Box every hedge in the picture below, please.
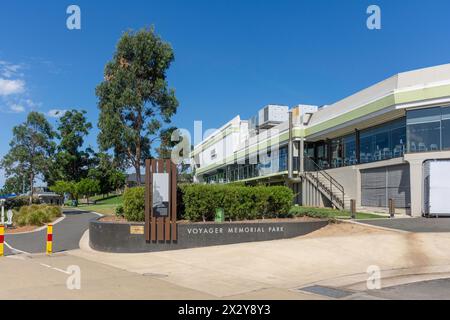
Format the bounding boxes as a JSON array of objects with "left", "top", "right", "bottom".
[
  {"left": 5, "top": 196, "right": 40, "bottom": 210},
  {"left": 181, "top": 184, "right": 293, "bottom": 222},
  {"left": 123, "top": 187, "right": 145, "bottom": 222},
  {"left": 15, "top": 205, "right": 62, "bottom": 227}
]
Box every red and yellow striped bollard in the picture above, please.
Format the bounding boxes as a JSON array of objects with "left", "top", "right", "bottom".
[
  {"left": 0, "top": 224, "right": 4, "bottom": 257},
  {"left": 46, "top": 224, "right": 53, "bottom": 255}
]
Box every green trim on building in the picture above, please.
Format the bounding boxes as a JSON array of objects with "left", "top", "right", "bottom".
[
  {"left": 394, "top": 83, "right": 450, "bottom": 104},
  {"left": 194, "top": 84, "right": 450, "bottom": 178},
  {"left": 192, "top": 126, "right": 241, "bottom": 156},
  {"left": 227, "top": 171, "right": 288, "bottom": 184},
  {"left": 305, "top": 95, "right": 396, "bottom": 136}
]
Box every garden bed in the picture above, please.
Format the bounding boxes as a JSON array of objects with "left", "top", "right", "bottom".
[
  {"left": 4, "top": 204, "right": 63, "bottom": 234},
  {"left": 99, "top": 215, "right": 324, "bottom": 224},
  {"left": 89, "top": 217, "right": 329, "bottom": 253}
]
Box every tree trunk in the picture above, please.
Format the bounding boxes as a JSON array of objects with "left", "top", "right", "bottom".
[
  {"left": 135, "top": 146, "right": 142, "bottom": 186},
  {"left": 135, "top": 163, "right": 141, "bottom": 187},
  {"left": 29, "top": 172, "right": 34, "bottom": 205}
]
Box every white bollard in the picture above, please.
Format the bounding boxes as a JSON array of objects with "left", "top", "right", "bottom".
[{"left": 0, "top": 200, "right": 4, "bottom": 225}]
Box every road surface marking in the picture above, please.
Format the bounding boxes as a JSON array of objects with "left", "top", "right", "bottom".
[
  {"left": 40, "top": 263, "right": 71, "bottom": 275},
  {"left": 4, "top": 241, "right": 31, "bottom": 255}
]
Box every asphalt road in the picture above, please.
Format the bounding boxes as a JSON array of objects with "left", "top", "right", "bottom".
[
  {"left": 359, "top": 217, "right": 450, "bottom": 233},
  {"left": 365, "top": 278, "right": 450, "bottom": 300},
  {"left": 4, "top": 210, "right": 99, "bottom": 256}
]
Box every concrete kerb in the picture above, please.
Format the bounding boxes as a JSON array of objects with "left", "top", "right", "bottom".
[
  {"left": 4, "top": 214, "right": 66, "bottom": 235},
  {"left": 339, "top": 218, "right": 412, "bottom": 234},
  {"left": 297, "top": 264, "right": 450, "bottom": 294}
]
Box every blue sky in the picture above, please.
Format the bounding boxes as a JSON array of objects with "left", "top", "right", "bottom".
[{"left": 1, "top": 0, "right": 450, "bottom": 187}]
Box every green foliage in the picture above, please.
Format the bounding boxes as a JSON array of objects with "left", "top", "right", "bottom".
[
  {"left": 1, "top": 175, "right": 30, "bottom": 195},
  {"left": 15, "top": 205, "right": 62, "bottom": 227},
  {"left": 76, "top": 178, "right": 100, "bottom": 201},
  {"left": 88, "top": 153, "right": 126, "bottom": 195},
  {"left": 181, "top": 184, "right": 294, "bottom": 222},
  {"left": 155, "top": 126, "right": 178, "bottom": 159},
  {"left": 1, "top": 112, "right": 56, "bottom": 204},
  {"left": 50, "top": 180, "right": 78, "bottom": 200},
  {"left": 4, "top": 196, "right": 38, "bottom": 210},
  {"left": 115, "top": 205, "right": 124, "bottom": 217},
  {"left": 123, "top": 187, "right": 145, "bottom": 222},
  {"left": 288, "top": 206, "right": 383, "bottom": 220},
  {"left": 96, "top": 27, "right": 179, "bottom": 185},
  {"left": 47, "top": 110, "right": 93, "bottom": 185}
]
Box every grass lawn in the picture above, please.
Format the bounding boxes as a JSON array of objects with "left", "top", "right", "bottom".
[
  {"left": 289, "top": 206, "right": 384, "bottom": 220},
  {"left": 77, "top": 194, "right": 123, "bottom": 215}
]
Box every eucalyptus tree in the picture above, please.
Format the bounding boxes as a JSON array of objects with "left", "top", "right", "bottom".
[
  {"left": 96, "top": 27, "right": 179, "bottom": 185},
  {"left": 47, "top": 109, "right": 93, "bottom": 185},
  {"left": 1, "top": 112, "right": 56, "bottom": 203}
]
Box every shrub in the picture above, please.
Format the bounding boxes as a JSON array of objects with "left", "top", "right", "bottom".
[
  {"left": 123, "top": 187, "right": 145, "bottom": 222},
  {"left": 289, "top": 206, "right": 345, "bottom": 220},
  {"left": 14, "top": 204, "right": 62, "bottom": 227},
  {"left": 181, "top": 184, "right": 294, "bottom": 222},
  {"left": 4, "top": 196, "right": 40, "bottom": 210},
  {"left": 115, "top": 205, "right": 124, "bottom": 217}
]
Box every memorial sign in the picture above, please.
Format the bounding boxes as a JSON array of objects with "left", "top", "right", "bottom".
[{"left": 145, "top": 159, "right": 177, "bottom": 242}]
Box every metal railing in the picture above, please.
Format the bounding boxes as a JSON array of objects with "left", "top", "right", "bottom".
[{"left": 304, "top": 155, "right": 346, "bottom": 210}]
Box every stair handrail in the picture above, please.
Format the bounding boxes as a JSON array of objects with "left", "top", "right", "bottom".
[{"left": 304, "top": 155, "right": 345, "bottom": 208}]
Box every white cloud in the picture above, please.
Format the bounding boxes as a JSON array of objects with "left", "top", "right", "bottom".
[
  {"left": 0, "top": 78, "right": 25, "bottom": 96},
  {"left": 9, "top": 104, "right": 25, "bottom": 113},
  {"left": 47, "top": 109, "right": 67, "bottom": 118}
]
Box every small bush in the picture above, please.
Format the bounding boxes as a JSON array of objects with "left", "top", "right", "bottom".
[
  {"left": 14, "top": 204, "right": 62, "bottom": 227},
  {"left": 4, "top": 196, "right": 40, "bottom": 210},
  {"left": 181, "top": 184, "right": 294, "bottom": 222},
  {"left": 123, "top": 187, "right": 145, "bottom": 222},
  {"left": 289, "top": 206, "right": 345, "bottom": 219},
  {"left": 115, "top": 205, "right": 124, "bottom": 217}
]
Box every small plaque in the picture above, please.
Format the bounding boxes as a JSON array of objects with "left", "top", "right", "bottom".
[{"left": 130, "top": 225, "right": 144, "bottom": 235}]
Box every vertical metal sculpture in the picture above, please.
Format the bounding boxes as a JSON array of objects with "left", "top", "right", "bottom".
[{"left": 145, "top": 159, "right": 177, "bottom": 242}]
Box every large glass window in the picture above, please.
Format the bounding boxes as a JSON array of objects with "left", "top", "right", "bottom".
[
  {"left": 359, "top": 118, "right": 406, "bottom": 163},
  {"left": 407, "top": 107, "right": 441, "bottom": 153},
  {"left": 343, "top": 134, "right": 357, "bottom": 166},
  {"left": 303, "top": 118, "right": 407, "bottom": 172},
  {"left": 331, "top": 138, "right": 343, "bottom": 168},
  {"left": 279, "top": 146, "right": 288, "bottom": 172},
  {"left": 317, "top": 142, "right": 329, "bottom": 169},
  {"left": 442, "top": 107, "right": 450, "bottom": 150}
]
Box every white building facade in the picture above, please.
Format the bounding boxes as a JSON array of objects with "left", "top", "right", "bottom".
[{"left": 191, "top": 64, "right": 450, "bottom": 217}]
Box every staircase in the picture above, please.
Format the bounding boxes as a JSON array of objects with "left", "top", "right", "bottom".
[{"left": 302, "top": 156, "right": 351, "bottom": 211}]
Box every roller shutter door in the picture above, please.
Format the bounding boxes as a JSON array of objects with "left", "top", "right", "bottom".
[{"left": 361, "top": 164, "right": 410, "bottom": 208}]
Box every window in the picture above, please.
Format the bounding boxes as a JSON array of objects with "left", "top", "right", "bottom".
[
  {"left": 304, "top": 118, "right": 406, "bottom": 170},
  {"left": 360, "top": 118, "right": 406, "bottom": 163},
  {"left": 442, "top": 107, "right": 450, "bottom": 150},
  {"left": 331, "top": 138, "right": 343, "bottom": 168},
  {"left": 279, "top": 146, "right": 288, "bottom": 172},
  {"left": 317, "top": 143, "right": 329, "bottom": 169},
  {"left": 407, "top": 107, "right": 441, "bottom": 153},
  {"left": 343, "top": 134, "right": 356, "bottom": 166}
]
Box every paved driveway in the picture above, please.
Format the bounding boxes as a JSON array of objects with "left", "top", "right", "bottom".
[
  {"left": 358, "top": 217, "right": 450, "bottom": 233},
  {"left": 4, "top": 210, "right": 98, "bottom": 255}
]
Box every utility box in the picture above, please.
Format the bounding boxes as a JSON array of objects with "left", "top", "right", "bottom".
[
  {"left": 423, "top": 160, "right": 450, "bottom": 217},
  {"left": 215, "top": 208, "right": 225, "bottom": 222}
]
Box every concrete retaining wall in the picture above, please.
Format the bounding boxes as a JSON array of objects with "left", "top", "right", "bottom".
[{"left": 89, "top": 219, "right": 328, "bottom": 253}]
